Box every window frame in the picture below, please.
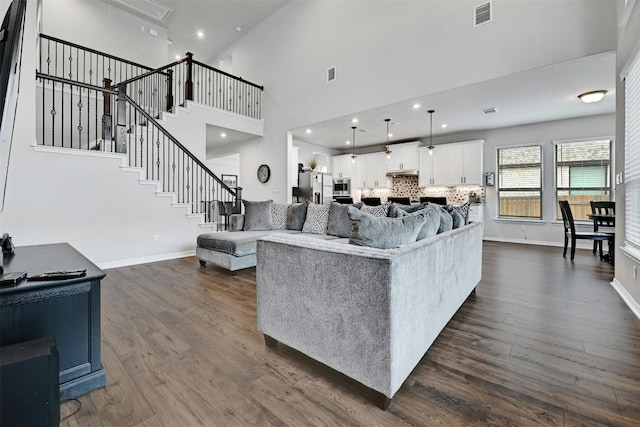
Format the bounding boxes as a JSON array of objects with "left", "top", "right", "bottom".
[
  {"left": 496, "top": 144, "right": 544, "bottom": 220},
  {"left": 553, "top": 137, "right": 613, "bottom": 222}
]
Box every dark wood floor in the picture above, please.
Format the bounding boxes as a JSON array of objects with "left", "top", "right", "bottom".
[{"left": 60, "top": 242, "right": 640, "bottom": 426}]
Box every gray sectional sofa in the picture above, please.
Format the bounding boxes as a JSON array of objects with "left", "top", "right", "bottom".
[
  {"left": 256, "top": 221, "right": 483, "bottom": 409},
  {"left": 197, "top": 199, "right": 483, "bottom": 409}
]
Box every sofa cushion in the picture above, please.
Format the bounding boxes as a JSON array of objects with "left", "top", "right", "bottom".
[
  {"left": 302, "top": 203, "right": 331, "bottom": 234},
  {"left": 243, "top": 200, "right": 273, "bottom": 231},
  {"left": 361, "top": 203, "right": 390, "bottom": 217},
  {"left": 327, "top": 202, "right": 353, "bottom": 238},
  {"left": 272, "top": 203, "right": 289, "bottom": 230},
  {"left": 450, "top": 202, "right": 471, "bottom": 225},
  {"left": 437, "top": 206, "right": 453, "bottom": 234},
  {"left": 286, "top": 201, "right": 309, "bottom": 231},
  {"left": 394, "top": 205, "right": 440, "bottom": 240},
  {"left": 198, "top": 230, "right": 298, "bottom": 256},
  {"left": 347, "top": 206, "right": 426, "bottom": 249}
]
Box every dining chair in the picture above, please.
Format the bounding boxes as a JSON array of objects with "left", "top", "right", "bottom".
[
  {"left": 420, "top": 196, "right": 447, "bottom": 205},
  {"left": 590, "top": 201, "right": 615, "bottom": 256},
  {"left": 387, "top": 196, "right": 411, "bottom": 205},
  {"left": 559, "top": 200, "right": 614, "bottom": 262},
  {"left": 361, "top": 197, "right": 382, "bottom": 206}
]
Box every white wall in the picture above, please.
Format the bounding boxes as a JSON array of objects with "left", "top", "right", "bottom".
[
  {"left": 215, "top": 0, "right": 617, "bottom": 210},
  {"left": 40, "top": 0, "right": 168, "bottom": 67},
  {"left": 293, "top": 139, "right": 340, "bottom": 173},
  {"left": 206, "top": 153, "right": 240, "bottom": 185},
  {"left": 431, "top": 113, "right": 616, "bottom": 246}
]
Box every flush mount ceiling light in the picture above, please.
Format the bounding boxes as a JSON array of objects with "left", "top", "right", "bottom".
[
  {"left": 427, "top": 109, "right": 435, "bottom": 156},
  {"left": 351, "top": 126, "right": 357, "bottom": 163},
  {"left": 384, "top": 118, "right": 392, "bottom": 160},
  {"left": 578, "top": 90, "right": 607, "bottom": 103}
]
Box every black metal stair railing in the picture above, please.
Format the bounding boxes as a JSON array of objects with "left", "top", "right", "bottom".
[{"left": 36, "top": 73, "right": 240, "bottom": 218}]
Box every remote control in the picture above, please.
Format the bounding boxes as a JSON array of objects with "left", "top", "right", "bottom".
[{"left": 27, "top": 269, "right": 87, "bottom": 281}]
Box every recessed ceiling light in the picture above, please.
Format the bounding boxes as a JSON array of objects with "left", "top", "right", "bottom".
[
  {"left": 346, "top": 140, "right": 351, "bottom": 145},
  {"left": 197, "top": 30, "right": 204, "bottom": 39},
  {"left": 236, "top": 26, "right": 242, "bottom": 32},
  {"left": 388, "top": 133, "right": 393, "bottom": 137},
  {"left": 578, "top": 90, "right": 607, "bottom": 103},
  {"left": 351, "top": 118, "right": 358, "bottom": 123},
  {"left": 175, "top": 54, "right": 181, "bottom": 60},
  {"left": 220, "top": 132, "right": 227, "bottom": 138},
  {"left": 441, "top": 124, "right": 448, "bottom": 128},
  {"left": 306, "top": 129, "right": 312, "bottom": 134},
  {"left": 412, "top": 103, "right": 421, "bottom": 109}
]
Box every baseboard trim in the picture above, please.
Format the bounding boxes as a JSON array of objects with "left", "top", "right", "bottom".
[
  {"left": 98, "top": 250, "right": 195, "bottom": 270},
  {"left": 482, "top": 236, "right": 562, "bottom": 248},
  {"left": 611, "top": 278, "right": 640, "bottom": 320}
]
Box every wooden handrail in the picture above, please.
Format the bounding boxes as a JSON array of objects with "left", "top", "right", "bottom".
[{"left": 192, "top": 59, "right": 264, "bottom": 90}]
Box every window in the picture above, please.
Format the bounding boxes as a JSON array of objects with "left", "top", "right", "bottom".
[
  {"left": 625, "top": 48, "right": 640, "bottom": 250},
  {"left": 497, "top": 145, "right": 542, "bottom": 219},
  {"left": 555, "top": 139, "right": 612, "bottom": 221}
]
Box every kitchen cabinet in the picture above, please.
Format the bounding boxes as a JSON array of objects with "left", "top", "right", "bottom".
[
  {"left": 332, "top": 154, "right": 355, "bottom": 179},
  {"left": 356, "top": 152, "right": 391, "bottom": 188},
  {"left": 419, "top": 140, "right": 484, "bottom": 186},
  {"left": 469, "top": 205, "right": 484, "bottom": 223},
  {"left": 386, "top": 142, "right": 419, "bottom": 172}
]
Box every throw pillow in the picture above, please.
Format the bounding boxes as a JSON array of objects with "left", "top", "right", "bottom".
[
  {"left": 457, "top": 202, "right": 471, "bottom": 224},
  {"left": 388, "top": 202, "right": 428, "bottom": 218},
  {"left": 361, "top": 203, "right": 390, "bottom": 217},
  {"left": 271, "top": 203, "right": 289, "bottom": 230},
  {"left": 394, "top": 204, "right": 440, "bottom": 240},
  {"left": 438, "top": 207, "right": 453, "bottom": 234},
  {"left": 243, "top": 200, "right": 273, "bottom": 231},
  {"left": 286, "top": 201, "right": 309, "bottom": 231},
  {"left": 327, "top": 202, "right": 353, "bottom": 238},
  {"left": 448, "top": 208, "right": 464, "bottom": 229},
  {"left": 444, "top": 203, "right": 470, "bottom": 227},
  {"left": 302, "top": 203, "right": 331, "bottom": 234},
  {"left": 347, "top": 206, "right": 426, "bottom": 249}
]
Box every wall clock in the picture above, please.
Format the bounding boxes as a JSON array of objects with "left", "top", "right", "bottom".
[{"left": 257, "top": 164, "right": 271, "bottom": 183}]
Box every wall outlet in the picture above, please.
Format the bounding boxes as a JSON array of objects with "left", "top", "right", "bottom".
[
  {"left": 521, "top": 225, "right": 526, "bottom": 231},
  {"left": 272, "top": 187, "right": 279, "bottom": 193},
  {"left": 153, "top": 234, "right": 159, "bottom": 243}
]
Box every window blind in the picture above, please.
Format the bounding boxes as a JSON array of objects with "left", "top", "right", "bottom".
[
  {"left": 497, "top": 145, "right": 542, "bottom": 219},
  {"left": 626, "top": 52, "right": 640, "bottom": 248}
]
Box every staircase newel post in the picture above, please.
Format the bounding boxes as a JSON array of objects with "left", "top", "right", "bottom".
[
  {"left": 166, "top": 69, "right": 174, "bottom": 112},
  {"left": 102, "top": 78, "right": 113, "bottom": 151},
  {"left": 185, "top": 52, "right": 193, "bottom": 102},
  {"left": 116, "top": 85, "right": 128, "bottom": 154},
  {"left": 234, "top": 187, "right": 243, "bottom": 214}
]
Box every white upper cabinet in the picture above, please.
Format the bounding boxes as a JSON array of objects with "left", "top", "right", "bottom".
[
  {"left": 386, "top": 142, "right": 420, "bottom": 172},
  {"left": 332, "top": 154, "right": 355, "bottom": 179},
  {"left": 419, "top": 140, "right": 484, "bottom": 186},
  {"left": 356, "top": 152, "right": 391, "bottom": 188}
]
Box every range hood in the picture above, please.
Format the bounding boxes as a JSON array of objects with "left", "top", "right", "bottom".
[{"left": 386, "top": 169, "right": 419, "bottom": 177}]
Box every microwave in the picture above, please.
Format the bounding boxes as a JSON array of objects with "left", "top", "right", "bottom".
[{"left": 333, "top": 178, "right": 351, "bottom": 196}]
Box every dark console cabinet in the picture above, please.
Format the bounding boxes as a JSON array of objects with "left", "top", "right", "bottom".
[{"left": 0, "top": 243, "right": 106, "bottom": 400}]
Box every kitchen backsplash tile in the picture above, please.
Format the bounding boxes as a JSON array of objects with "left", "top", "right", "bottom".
[{"left": 358, "top": 175, "right": 485, "bottom": 205}]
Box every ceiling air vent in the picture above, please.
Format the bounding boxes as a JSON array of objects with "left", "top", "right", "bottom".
[
  {"left": 327, "top": 67, "right": 336, "bottom": 82},
  {"left": 357, "top": 128, "right": 369, "bottom": 133},
  {"left": 482, "top": 107, "right": 498, "bottom": 115},
  {"left": 474, "top": 1, "right": 492, "bottom": 27}
]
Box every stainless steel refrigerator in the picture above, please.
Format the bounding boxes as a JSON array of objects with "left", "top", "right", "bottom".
[{"left": 297, "top": 172, "right": 333, "bottom": 204}]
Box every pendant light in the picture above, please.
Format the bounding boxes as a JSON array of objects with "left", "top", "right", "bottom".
[
  {"left": 427, "top": 109, "right": 435, "bottom": 156},
  {"left": 351, "top": 126, "right": 357, "bottom": 163},
  {"left": 384, "top": 118, "right": 392, "bottom": 160}
]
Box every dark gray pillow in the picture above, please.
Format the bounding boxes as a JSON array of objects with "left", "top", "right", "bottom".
[
  {"left": 327, "top": 203, "right": 353, "bottom": 237},
  {"left": 438, "top": 207, "right": 453, "bottom": 234},
  {"left": 448, "top": 208, "right": 464, "bottom": 229},
  {"left": 347, "top": 206, "right": 426, "bottom": 249},
  {"left": 388, "top": 202, "right": 428, "bottom": 217},
  {"left": 394, "top": 205, "right": 440, "bottom": 240},
  {"left": 286, "top": 201, "right": 309, "bottom": 231},
  {"left": 243, "top": 200, "right": 273, "bottom": 231}
]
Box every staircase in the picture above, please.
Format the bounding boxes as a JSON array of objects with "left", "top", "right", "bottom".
[{"left": 35, "top": 34, "right": 262, "bottom": 230}]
